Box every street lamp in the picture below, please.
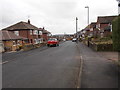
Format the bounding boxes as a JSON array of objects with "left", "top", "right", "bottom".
[
  {"left": 76, "top": 17, "right": 78, "bottom": 43},
  {"left": 85, "top": 6, "right": 90, "bottom": 47},
  {"left": 85, "top": 6, "right": 89, "bottom": 28}
]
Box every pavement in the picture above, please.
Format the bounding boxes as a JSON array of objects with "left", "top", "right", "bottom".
[{"left": 77, "top": 42, "right": 119, "bottom": 88}]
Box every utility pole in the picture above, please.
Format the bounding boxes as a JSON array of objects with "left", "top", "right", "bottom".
[{"left": 76, "top": 17, "right": 78, "bottom": 43}]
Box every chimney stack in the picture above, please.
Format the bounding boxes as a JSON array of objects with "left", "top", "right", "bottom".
[
  {"left": 28, "top": 19, "right": 30, "bottom": 24},
  {"left": 43, "top": 27, "right": 45, "bottom": 30}
]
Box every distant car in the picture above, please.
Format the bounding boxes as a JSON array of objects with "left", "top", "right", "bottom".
[
  {"left": 47, "top": 38, "right": 59, "bottom": 47},
  {"left": 72, "top": 38, "right": 77, "bottom": 42},
  {"left": 63, "top": 39, "right": 66, "bottom": 42}
]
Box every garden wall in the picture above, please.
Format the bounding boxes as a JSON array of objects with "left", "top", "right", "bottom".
[{"left": 89, "top": 41, "right": 113, "bottom": 51}]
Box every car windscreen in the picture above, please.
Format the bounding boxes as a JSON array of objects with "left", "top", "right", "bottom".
[{"left": 48, "top": 38, "right": 57, "bottom": 41}]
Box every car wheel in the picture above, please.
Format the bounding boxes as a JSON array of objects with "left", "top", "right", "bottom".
[{"left": 47, "top": 44, "right": 50, "bottom": 47}]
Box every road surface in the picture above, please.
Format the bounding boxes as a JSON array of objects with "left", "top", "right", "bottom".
[{"left": 2, "top": 41, "right": 81, "bottom": 88}]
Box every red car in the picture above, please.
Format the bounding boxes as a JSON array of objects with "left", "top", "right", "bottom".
[{"left": 47, "top": 38, "right": 59, "bottom": 47}]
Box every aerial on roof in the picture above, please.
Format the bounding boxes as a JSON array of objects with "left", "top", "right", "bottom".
[
  {"left": 2, "top": 21, "right": 40, "bottom": 31},
  {"left": 97, "top": 16, "right": 118, "bottom": 24},
  {"left": 0, "top": 31, "right": 27, "bottom": 41}
]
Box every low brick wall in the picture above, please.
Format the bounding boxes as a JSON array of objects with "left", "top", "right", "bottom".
[
  {"left": 23, "top": 44, "right": 34, "bottom": 51},
  {"left": 89, "top": 41, "right": 113, "bottom": 51},
  {"left": 23, "top": 43, "right": 46, "bottom": 51}
]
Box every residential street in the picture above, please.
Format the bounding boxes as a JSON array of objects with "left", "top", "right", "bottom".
[{"left": 2, "top": 41, "right": 81, "bottom": 88}]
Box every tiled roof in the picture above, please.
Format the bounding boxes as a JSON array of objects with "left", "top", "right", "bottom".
[
  {"left": 2, "top": 21, "right": 40, "bottom": 31},
  {"left": 90, "top": 22, "right": 97, "bottom": 28},
  {"left": 39, "top": 28, "right": 51, "bottom": 34},
  {"left": 0, "top": 31, "right": 27, "bottom": 41},
  {"left": 97, "top": 16, "right": 117, "bottom": 24}
]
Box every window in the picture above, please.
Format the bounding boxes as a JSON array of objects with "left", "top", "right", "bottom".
[
  {"left": 96, "top": 24, "right": 100, "bottom": 29},
  {"left": 34, "top": 39, "right": 39, "bottom": 44},
  {"left": 38, "top": 38, "right": 43, "bottom": 43},
  {"left": 30, "top": 30, "right": 33, "bottom": 35},
  {"left": 90, "top": 28, "right": 93, "bottom": 31},
  {"left": 39, "top": 31, "right": 42, "bottom": 35},
  {"left": 14, "top": 31, "right": 19, "bottom": 36},
  {"left": 17, "top": 40, "right": 20, "bottom": 45},
  {"left": 47, "top": 33, "right": 52, "bottom": 36},
  {"left": 110, "top": 24, "right": 112, "bottom": 32},
  {"left": 33, "top": 30, "right": 38, "bottom": 35},
  {"left": 13, "top": 41, "right": 16, "bottom": 46}
]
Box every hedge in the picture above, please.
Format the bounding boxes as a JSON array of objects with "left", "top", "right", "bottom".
[{"left": 112, "top": 15, "right": 120, "bottom": 51}]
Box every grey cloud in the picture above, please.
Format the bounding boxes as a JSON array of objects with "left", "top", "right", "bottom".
[{"left": 0, "top": 0, "right": 118, "bottom": 34}]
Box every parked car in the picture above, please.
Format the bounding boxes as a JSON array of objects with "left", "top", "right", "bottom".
[
  {"left": 72, "top": 38, "right": 77, "bottom": 42},
  {"left": 47, "top": 38, "right": 59, "bottom": 47}
]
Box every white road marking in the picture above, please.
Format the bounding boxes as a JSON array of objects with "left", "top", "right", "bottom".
[{"left": 0, "top": 61, "right": 9, "bottom": 64}]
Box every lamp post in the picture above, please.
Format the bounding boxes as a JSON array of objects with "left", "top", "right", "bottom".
[
  {"left": 85, "top": 6, "right": 90, "bottom": 47},
  {"left": 76, "top": 17, "right": 78, "bottom": 43},
  {"left": 85, "top": 6, "right": 89, "bottom": 27}
]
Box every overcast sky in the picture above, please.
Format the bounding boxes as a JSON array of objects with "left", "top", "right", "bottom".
[{"left": 0, "top": 0, "right": 119, "bottom": 34}]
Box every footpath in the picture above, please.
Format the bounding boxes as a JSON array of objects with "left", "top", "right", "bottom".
[{"left": 77, "top": 42, "right": 119, "bottom": 88}]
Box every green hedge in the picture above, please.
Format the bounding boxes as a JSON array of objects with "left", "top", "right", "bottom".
[{"left": 112, "top": 16, "right": 120, "bottom": 51}]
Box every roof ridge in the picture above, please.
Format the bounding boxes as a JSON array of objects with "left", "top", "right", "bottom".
[
  {"left": 98, "top": 15, "right": 118, "bottom": 18},
  {"left": 21, "top": 22, "right": 30, "bottom": 29}
]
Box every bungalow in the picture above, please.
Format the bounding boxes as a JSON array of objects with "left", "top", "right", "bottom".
[
  {"left": 0, "top": 30, "right": 27, "bottom": 52},
  {"left": 96, "top": 16, "right": 117, "bottom": 37},
  {"left": 2, "top": 20, "right": 43, "bottom": 45}
]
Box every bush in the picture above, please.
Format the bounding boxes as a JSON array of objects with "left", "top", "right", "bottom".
[{"left": 112, "top": 16, "right": 120, "bottom": 51}]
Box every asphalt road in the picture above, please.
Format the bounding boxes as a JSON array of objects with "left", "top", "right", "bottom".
[{"left": 2, "top": 41, "right": 81, "bottom": 88}]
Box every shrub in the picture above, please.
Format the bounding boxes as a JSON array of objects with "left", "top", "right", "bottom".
[{"left": 112, "top": 16, "right": 120, "bottom": 51}]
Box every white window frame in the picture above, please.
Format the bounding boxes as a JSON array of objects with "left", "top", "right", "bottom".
[
  {"left": 33, "top": 30, "right": 38, "bottom": 35},
  {"left": 39, "top": 31, "right": 42, "bottom": 35},
  {"left": 34, "top": 39, "right": 39, "bottom": 44},
  {"left": 14, "top": 31, "right": 19, "bottom": 36},
  {"left": 13, "top": 41, "right": 16, "bottom": 46},
  {"left": 30, "top": 30, "right": 33, "bottom": 35}
]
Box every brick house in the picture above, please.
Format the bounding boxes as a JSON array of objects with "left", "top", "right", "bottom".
[
  {"left": 2, "top": 20, "right": 43, "bottom": 45},
  {"left": 0, "top": 30, "right": 27, "bottom": 51},
  {"left": 39, "top": 27, "right": 52, "bottom": 42},
  {"left": 89, "top": 22, "right": 100, "bottom": 38},
  {"left": 96, "top": 16, "right": 117, "bottom": 37}
]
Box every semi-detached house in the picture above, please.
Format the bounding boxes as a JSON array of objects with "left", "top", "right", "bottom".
[
  {"left": 96, "top": 16, "right": 117, "bottom": 37},
  {"left": 2, "top": 20, "right": 43, "bottom": 45}
]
